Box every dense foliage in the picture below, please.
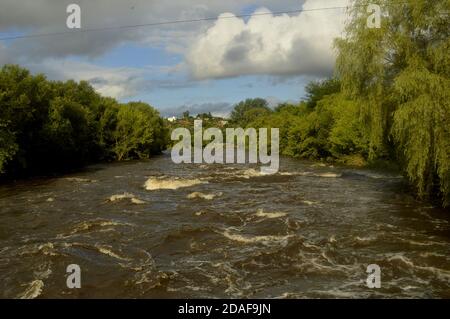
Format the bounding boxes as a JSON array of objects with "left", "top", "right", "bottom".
[
  {"left": 0, "top": 65, "right": 167, "bottom": 177},
  {"left": 336, "top": 0, "right": 450, "bottom": 205},
  {"left": 165, "top": 112, "right": 228, "bottom": 148},
  {"left": 229, "top": 98, "right": 272, "bottom": 127},
  {"left": 230, "top": 0, "right": 450, "bottom": 207},
  {"left": 234, "top": 80, "right": 371, "bottom": 165}
]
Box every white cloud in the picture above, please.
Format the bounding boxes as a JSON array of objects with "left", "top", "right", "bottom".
[
  {"left": 187, "top": 0, "right": 349, "bottom": 79},
  {"left": 21, "top": 60, "right": 201, "bottom": 100},
  {"left": 0, "top": 0, "right": 350, "bottom": 103},
  {"left": 25, "top": 59, "right": 147, "bottom": 99},
  {"left": 0, "top": 0, "right": 305, "bottom": 61}
]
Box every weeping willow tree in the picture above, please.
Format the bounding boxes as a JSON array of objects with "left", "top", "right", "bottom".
[{"left": 335, "top": 0, "right": 450, "bottom": 206}]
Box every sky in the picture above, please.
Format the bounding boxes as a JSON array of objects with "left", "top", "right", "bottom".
[{"left": 0, "top": 0, "right": 350, "bottom": 117}]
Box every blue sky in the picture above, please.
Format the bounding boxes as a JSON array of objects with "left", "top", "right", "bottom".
[
  {"left": 0, "top": 0, "right": 349, "bottom": 117},
  {"left": 85, "top": 27, "right": 310, "bottom": 116}
]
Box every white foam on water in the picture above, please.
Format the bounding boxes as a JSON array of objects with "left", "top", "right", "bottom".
[
  {"left": 295, "top": 255, "right": 358, "bottom": 276},
  {"left": 221, "top": 230, "right": 292, "bottom": 246},
  {"left": 398, "top": 238, "right": 448, "bottom": 247},
  {"left": 302, "top": 242, "right": 322, "bottom": 250},
  {"left": 108, "top": 193, "right": 146, "bottom": 204},
  {"left": 284, "top": 171, "right": 341, "bottom": 178},
  {"left": 16, "top": 260, "right": 53, "bottom": 299},
  {"left": 95, "top": 245, "right": 129, "bottom": 261},
  {"left": 36, "top": 243, "right": 58, "bottom": 256},
  {"left": 254, "top": 208, "right": 287, "bottom": 219},
  {"left": 62, "top": 219, "right": 134, "bottom": 237},
  {"left": 242, "top": 169, "right": 263, "bottom": 178},
  {"left": 77, "top": 220, "right": 130, "bottom": 231},
  {"left": 131, "top": 198, "right": 146, "bottom": 204},
  {"left": 314, "top": 172, "right": 341, "bottom": 178},
  {"left": 187, "top": 192, "right": 222, "bottom": 200},
  {"left": 226, "top": 168, "right": 272, "bottom": 179},
  {"left": 17, "top": 243, "right": 58, "bottom": 256},
  {"left": 402, "top": 285, "right": 420, "bottom": 291},
  {"left": 144, "top": 177, "right": 207, "bottom": 190},
  {"left": 355, "top": 236, "right": 378, "bottom": 243},
  {"left": 387, "top": 254, "right": 450, "bottom": 282},
  {"left": 61, "top": 242, "right": 130, "bottom": 261},
  {"left": 420, "top": 252, "right": 447, "bottom": 258},
  {"left": 274, "top": 292, "right": 304, "bottom": 299},
  {"left": 109, "top": 193, "right": 134, "bottom": 201},
  {"left": 278, "top": 172, "right": 301, "bottom": 176},
  {"left": 18, "top": 280, "right": 44, "bottom": 299}
]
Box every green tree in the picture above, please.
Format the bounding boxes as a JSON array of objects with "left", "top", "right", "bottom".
[
  {"left": 335, "top": 0, "right": 450, "bottom": 205},
  {"left": 97, "top": 98, "right": 120, "bottom": 160},
  {"left": 113, "top": 102, "right": 166, "bottom": 161},
  {"left": 304, "top": 78, "right": 341, "bottom": 109},
  {"left": 230, "top": 98, "right": 272, "bottom": 127},
  {"left": 0, "top": 121, "right": 18, "bottom": 173},
  {"left": 274, "top": 102, "right": 308, "bottom": 116},
  {"left": 182, "top": 111, "right": 190, "bottom": 119},
  {"left": 42, "top": 97, "right": 93, "bottom": 168},
  {"left": 0, "top": 65, "right": 168, "bottom": 177},
  {"left": 0, "top": 65, "right": 54, "bottom": 173},
  {"left": 325, "top": 94, "right": 370, "bottom": 158}
]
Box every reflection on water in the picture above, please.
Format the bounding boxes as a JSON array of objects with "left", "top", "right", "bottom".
[{"left": 0, "top": 154, "right": 449, "bottom": 298}]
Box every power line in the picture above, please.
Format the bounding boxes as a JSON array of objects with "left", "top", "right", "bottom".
[
  {"left": 0, "top": 1, "right": 417, "bottom": 42},
  {"left": 0, "top": 5, "right": 354, "bottom": 42}
]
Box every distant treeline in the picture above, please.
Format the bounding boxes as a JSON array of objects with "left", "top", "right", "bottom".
[{"left": 0, "top": 65, "right": 168, "bottom": 178}]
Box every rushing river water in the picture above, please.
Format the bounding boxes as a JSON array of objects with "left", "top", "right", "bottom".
[{"left": 0, "top": 155, "right": 449, "bottom": 299}]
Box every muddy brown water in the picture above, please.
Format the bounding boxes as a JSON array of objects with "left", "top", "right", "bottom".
[{"left": 0, "top": 155, "right": 449, "bottom": 298}]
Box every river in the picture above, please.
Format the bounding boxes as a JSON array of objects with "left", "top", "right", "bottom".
[{"left": 1, "top": 155, "right": 449, "bottom": 298}]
